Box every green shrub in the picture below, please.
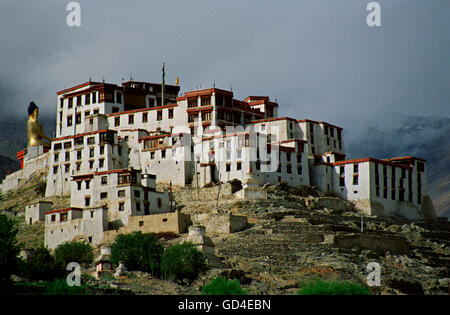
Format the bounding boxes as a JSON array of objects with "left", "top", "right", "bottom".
[
  {"left": 297, "top": 279, "right": 371, "bottom": 295},
  {"left": 0, "top": 215, "right": 21, "bottom": 290},
  {"left": 42, "top": 279, "right": 88, "bottom": 295},
  {"left": 160, "top": 242, "right": 207, "bottom": 285},
  {"left": 21, "top": 247, "right": 63, "bottom": 281},
  {"left": 111, "top": 232, "right": 163, "bottom": 274},
  {"left": 54, "top": 241, "right": 94, "bottom": 268},
  {"left": 202, "top": 277, "right": 247, "bottom": 295}
]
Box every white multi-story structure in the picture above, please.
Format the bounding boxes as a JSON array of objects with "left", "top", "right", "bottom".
[{"left": 1, "top": 76, "right": 435, "bottom": 248}]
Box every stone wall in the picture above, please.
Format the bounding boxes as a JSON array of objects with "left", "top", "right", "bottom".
[
  {"left": 191, "top": 212, "right": 247, "bottom": 234},
  {"left": 324, "top": 233, "right": 409, "bottom": 255}
]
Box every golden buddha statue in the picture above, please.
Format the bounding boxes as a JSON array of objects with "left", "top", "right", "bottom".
[{"left": 27, "top": 101, "right": 51, "bottom": 148}]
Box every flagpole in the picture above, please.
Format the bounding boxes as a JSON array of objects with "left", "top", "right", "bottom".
[{"left": 162, "top": 63, "right": 165, "bottom": 107}]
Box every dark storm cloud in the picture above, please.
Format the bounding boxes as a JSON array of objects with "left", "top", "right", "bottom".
[{"left": 0, "top": 0, "right": 448, "bottom": 131}]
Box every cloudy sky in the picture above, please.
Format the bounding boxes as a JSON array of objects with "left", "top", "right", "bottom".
[{"left": 0, "top": 0, "right": 448, "bottom": 139}]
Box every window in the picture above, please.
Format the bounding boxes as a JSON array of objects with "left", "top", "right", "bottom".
[
  {"left": 65, "top": 164, "right": 70, "bottom": 173},
  {"left": 136, "top": 202, "right": 141, "bottom": 212},
  {"left": 68, "top": 98, "right": 73, "bottom": 108},
  {"left": 112, "top": 107, "right": 120, "bottom": 113},
  {"left": 287, "top": 164, "right": 292, "bottom": 174},
  {"left": 115, "top": 117, "right": 120, "bottom": 127},
  {"left": 417, "top": 162, "right": 424, "bottom": 172},
  {"left": 134, "top": 190, "right": 140, "bottom": 198},
  {"left": 77, "top": 181, "right": 82, "bottom": 190},
  {"left": 144, "top": 191, "right": 148, "bottom": 200},
  {"left": 85, "top": 180, "right": 90, "bottom": 189},
  {"left": 54, "top": 143, "right": 62, "bottom": 151},
  {"left": 77, "top": 95, "right": 82, "bottom": 106},
  {"left": 142, "top": 113, "right": 148, "bottom": 123},
  {"left": 286, "top": 153, "right": 291, "bottom": 162},
  {"left": 168, "top": 109, "right": 174, "bottom": 119},
  {"left": 119, "top": 202, "right": 125, "bottom": 211},
  {"left": 89, "top": 148, "right": 95, "bottom": 158},
  {"left": 85, "top": 94, "right": 91, "bottom": 106},
  {"left": 91, "top": 92, "right": 97, "bottom": 103},
  {"left": 51, "top": 215, "right": 56, "bottom": 222},
  {"left": 129, "top": 115, "right": 134, "bottom": 125},
  {"left": 157, "top": 198, "right": 162, "bottom": 208},
  {"left": 161, "top": 150, "right": 166, "bottom": 159},
  {"left": 139, "top": 221, "right": 144, "bottom": 227},
  {"left": 85, "top": 197, "right": 91, "bottom": 207},
  {"left": 87, "top": 137, "right": 95, "bottom": 145},
  {"left": 202, "top": 112, "right": 211, "bottom": 121},
  {"left": 340, "top": 177, "right": 345, "bottom": 187},
  {"left": 60, "top": 213, "right": 68, "bottom": 222},
  {"left": 324, "top": 126, "right": 329, "bottom": 135},
  {"left": 353, "top": 176, "right": 359, "bottom": 185},
  {"left": 201, "top": 97, "right": 210, "bottom": 106},
  {"left": 60, "top": 98, "right": 64, "bottom": 108},
  {"left": 67, "top": 115, "right": 73, "bottom": 127},
  {"left": 77, "top": 150, "right": 82, "bottom": 160},
  {"left": 151, "top": 152, "right": 155, "bottom": 159},
  {"left": 100, "top": 145, "right": 105, "bottom": 155},
  {"left": 101, "top": 176, "right": 107, "bottom": 185},
  {"left": 297, "top": 165, "right": 302, "bottom": 175},
  {"left": 353, "top": 164, "right": 358, "bottom": 174},
  {"left": 116, "top": 92, "right": 122, "bottom": 104},
  {"left": 237, "top": 162, "right": 242, "bottom": 170},
  {"left": 99, "top": 159, "right": 104, "bottom": 168},
  {"left": 89, "top": 161, "right": 94, "bottom": 169},
  {"left": 157, "top": 110, "right": 162, "bottom": 121},
  {"left": 188, "top": 98, "right": 197, "bottom": 108},
  {"left": 54, "top": 153, "right": 59, "bottom": 162},
  {"left": 118, "top": 190, "right": 125, "bottom": 197},
  {"left": 226, "top": 163, "right": 231, "bottom": 172}
]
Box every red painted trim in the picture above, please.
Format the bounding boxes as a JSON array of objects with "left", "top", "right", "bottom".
[
  {"left": 94, "top": 168, "right": 135, "bottom": 176},
  {"left": 251, "top": 117, "right": 298, "bottom": 124},
  {"left": 297, "top": 119, "right": 344, "bottom": 131},
  {"left": 57, "top": 82, "right": 105, "bottom": 95},
  {"left": 332, "top": 158, "right": 412, "bottom": 170},
  {"left": 108, "top": 104, "right": 177, "bottom": 117},
  {"left": 52, "top": 129, "right": 117, "bottom": 142},
  {"left": 45, "top": 208, "right": 82, "bottom": 215}
]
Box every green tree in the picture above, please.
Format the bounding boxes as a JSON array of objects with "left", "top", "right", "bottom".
[
  {"left": 202, "top": 277, "right": 247, "bottom": 295},
  {"left": 297, "top": 279, "right": 371, "bottom": 295},
  {"left": 54, "top": 241, "right": 94, "bottom": 268},
  {"left": 160, "top": 242, "right": 208, "bottom": 285},
  {"left": 111, "top": 232, "right": 163, "bottom": 274},
  {"left": 0, "top": 215, "right": 21, "bottom": 290},
  {"left": 21, "top": 247, "right": 63, "bottom": 281}
]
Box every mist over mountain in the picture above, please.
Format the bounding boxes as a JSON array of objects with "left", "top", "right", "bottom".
[{"left": 346, "top": 115, "right": 450, "bottom": 218}]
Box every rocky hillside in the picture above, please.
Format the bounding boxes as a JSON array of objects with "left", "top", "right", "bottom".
[{"left": 6, "top": 173, "right": 449, "bottom": 295}]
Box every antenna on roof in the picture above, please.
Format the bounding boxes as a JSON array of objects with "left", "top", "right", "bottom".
[
  {"left": 89, "top": 75, "right": 92, "bottom": 82},
  {"left": 130, "top": 73, "right": 133, "bottom": 82},
  {"left": 102, "top": 77, "right": 105, "bottom": 83},
  {"left": 213, "top": 80, "right": 215, "bottom": 88},
  {"left": 230, "top": 83, "right": 233, "bottom": 92}
]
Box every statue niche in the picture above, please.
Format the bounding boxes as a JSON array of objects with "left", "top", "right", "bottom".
[{"left": 27, "top": 101, "right": 51, "bottom": 148}]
